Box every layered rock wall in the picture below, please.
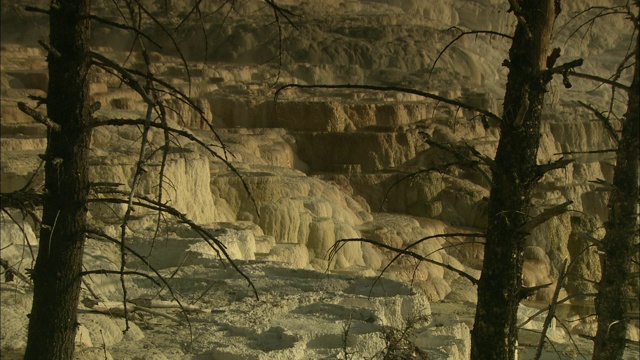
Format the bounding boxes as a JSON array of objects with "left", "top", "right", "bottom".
[{"left": 1, "top": 3, "right": 635, "bottom": 352}]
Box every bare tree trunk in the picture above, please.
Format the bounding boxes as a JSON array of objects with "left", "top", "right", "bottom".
[
  {"left": 23, "top": 1, "right": 91, "bottom": 359},
  {"left": 470, "top": 1, "right": 558, "bottom": 359},
  {"left": 592, "top": 22, "right": 639, "bottom": 360}
]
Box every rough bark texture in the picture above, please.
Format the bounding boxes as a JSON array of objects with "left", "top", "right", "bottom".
[
  {"left": 23, "top": 1, "right": 92, "bottom": 359},
  {"left": 592, "top": 21, "right": 639, "bottom": 360},
  {"left": 470, "top": 1, "right": 558, "bottom": 359}
]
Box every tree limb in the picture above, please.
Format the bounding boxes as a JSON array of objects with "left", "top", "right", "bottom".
[
  {"left": 89, "top": 117, "right": 259, "bottom": 217},
  {"left": 1, "top": 190, "right": 44, "bottom": 210},
  {"left": 577, "top": 101, "right": 621, "bottom": 144},
  {"left": 521, "top": 200, "right": 573, "bottom": 233},
  {"left": 578, "top": 232, "right": 603, "bottom": 249},
  {"left": 87, "top": 194, "right": 259, "bottom": 300},
  {"left": 588, "top": 178, "right": 615, "bottom": 192},
  {"left": 330, "top": 237, "right": 480, "bottom": 285},
  {"left": 421, "top": 131, "right": 494, "bottom": 184},
  {"left": 569, "top": 71, "right": 631, "bottom": 91},
  {"left": 87, "top": 51, "right": 156, "bottom": 106},
  {"left": 17, "top": 102, "right": 61, "bottom": 132},
  {"left": 379, "top": 162, "right": 460, "bottom": 211},
  {"left": 85, "top": 228, "right": 194, "bottom": 336},
  {"left": 0, "top": 257, "right": 33, "bottom": 286},
  {"left": 535, "top": 157, "right": 574, "bottom": 178},
  {"left": 518, "top": 282, "right": 553, "bottom": 300},
  {"left": 429, "top": 27, "right": 512, "bottom": 80},
  {"left": 82, "top": 300, "right": 183, "bottom": 323},
  {"left": 85, "top": 14, "right": 162, "bottom": 49},
  {"left": 80, "top": 269, "right": 161, "bottom": 287},
  {"left": 546, "top": 58, "right": 584, "bottom": 75},
  {"left": 275, "top": 83, "right": 502, "bottom": 123},
  {"left": 534, "top": 259, "right": 568, "bottom": 360},
  {"left": 507, "top": 0, "right": 533, "bottom": 39}
]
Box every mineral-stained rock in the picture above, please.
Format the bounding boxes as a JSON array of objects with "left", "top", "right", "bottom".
[{"left": 2, "top": 0, "right": 637, "bottom": 357}]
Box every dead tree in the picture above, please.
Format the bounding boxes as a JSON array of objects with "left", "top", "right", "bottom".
[
  {"left": 470, "top": 2, "right": 568, "bottom": 359},
  {"left": 22, "top": 2, "right": 92, "bottom": 358},
  {"left": 592, "top": 5, "right": 639, "bottom": 360},
  {"left": 1, "top": 1, "right": 293, "bottom": 358},
  {"left": 289, "top": 2, "right": 580, "bottom": 359}
]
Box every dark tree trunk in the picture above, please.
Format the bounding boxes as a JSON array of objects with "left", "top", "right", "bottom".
[
  {"left": 470, "top": 1, "right": 558, "bottom": 359},
  {"left": 592, "top": 22, "right": 639, "bottom": 360},
  {"left": 23, "top": 1, "right": 92, "bottom": 359}
]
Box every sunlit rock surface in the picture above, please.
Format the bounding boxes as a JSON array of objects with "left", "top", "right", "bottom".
[{"left": 2, "top": 0, "right": 637, "bottom": 358}]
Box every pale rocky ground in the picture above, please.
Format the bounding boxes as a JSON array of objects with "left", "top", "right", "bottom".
[{"left": 1, "top": 0, "right": 639, "bottom": 359}]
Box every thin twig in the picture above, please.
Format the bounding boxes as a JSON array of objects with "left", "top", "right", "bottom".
[
  {"left": 89, "top": 118, "right": 260, "bottom": 217},
  {"left": 329, "top": 235, "right": 482, "bottom": 286},
  {"left": 429, "top": 27, "right": 512, "bottom": 81},
  {"left": 534, "top": 259, "right": 568, "bottom": 360}
]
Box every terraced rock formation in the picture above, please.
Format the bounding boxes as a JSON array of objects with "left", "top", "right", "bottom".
[{"left": 1, "top": 0, "right": 637, "bottom": 358}]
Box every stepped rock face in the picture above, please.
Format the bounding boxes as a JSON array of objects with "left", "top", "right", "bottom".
[{"left": 2, "top": 0, "right": 636, "bottom": 358}]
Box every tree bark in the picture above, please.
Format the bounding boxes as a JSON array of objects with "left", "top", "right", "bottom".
[
  {"left": 470, "top": 1, "right": 558, "bottom": 359},
  {"left": 23, "top": 1, "right": 92, "bottom": 359},
  {"left": 592, "top": 19, "right": 639, "bottom": 360}
]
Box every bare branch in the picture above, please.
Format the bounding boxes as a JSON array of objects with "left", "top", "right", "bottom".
[
  {"left": 17, "top": 102, "right": 61, "bottom": 132},
  {"left": 429, "top": 27, "right": 512, "bottom": 82},
  {"left": 557, "top": 5, "right": 629, "bottom": 45},
  {"left": 116, "top": 104, "right": 154, "bottom": 332},
  {"left": 88, "top": 51, "right": 155, "bottom": 106},
  {"left": 518, "top": 292, "right": 598, "bottom": 329},
  {"left": 85, "top": 228, "right": 194, "bottom": 340},
  {"left": 555, "top": 317, "right": 590, "bottom": 359},
  {"left": 85, "top": 14, "right": 162, "bottom": 49},
  {"left": 37, "top": 40, "right": 61, "bottom": 58},
  {"left": 1, "top": 208, "right": 37, "bottom": 264},
  {"left": 23, "top": 5, "right": 48, "bottom": 15},
  {"left": 276, "top": 83, "right": 502, "bottom": 123},
  {"left": 1, "top": 190, "right": 44, "bottom": 210},
  {"left": 577, "top": 101, "right": 621, "bottom": 144},
  {"left": 569, "top": 71, "right": 631, "bottom": 91},
  {"left": 89, "top": 117, "right": 260, "bottom": 217},
  {"left": 463, "top": 143, "right": 497, "bottom": 171},
  {"left": 79, "top": 269, "right": 161, "bottom": 287},
  {"left": 534, "top": 260, "right": 568, "bottom": 360},
  {"left": 82, "top": 299, "right": 183, "bottom": 323},
  {"left": 588, "top": 178, "right": 615, "bottom": 192},
  {"left": 578, "top": 232, "right": 604, "bottom": 249},
  {"left": 330, "top": 236, "right": 480, "bottom": 285},
  {"left": 0, "top": 257, "right": 33, "bottom": 286},
  {"left": 535, "top": 157, "right": 574, "bottom": 177},
  {"left": 128, "top": 0, "right": 193, "bottom": 91},
  {"left": 507, "top": 0, "right": 533, "bottom": 39},
  {"left": 379, "top": 162, "right": 460, "bottom": 211},
  {"left": 421, "top": 131, "right": 494, "bottom": 184},
  {"left": 518, "top": 283, "right": 553, "bottom": 300},
  {"left": 554, "top": 149, "right": 617, "bottom": 156},
  {"left": 87, "top": 194, "right": 259, "bottom": 300},
  {"left": 546, "top": 58, "right": 584, "bottom": 75},
  {"left": 521, "top": 201, "right": 573, "bottom": 233},
  {"left": 120, "top": 66, "right": 232, "bottom": 160}
]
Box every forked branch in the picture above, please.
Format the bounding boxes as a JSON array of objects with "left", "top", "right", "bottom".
[{"left": 329, "top": 236, "right": 481, "bottom": 285}]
